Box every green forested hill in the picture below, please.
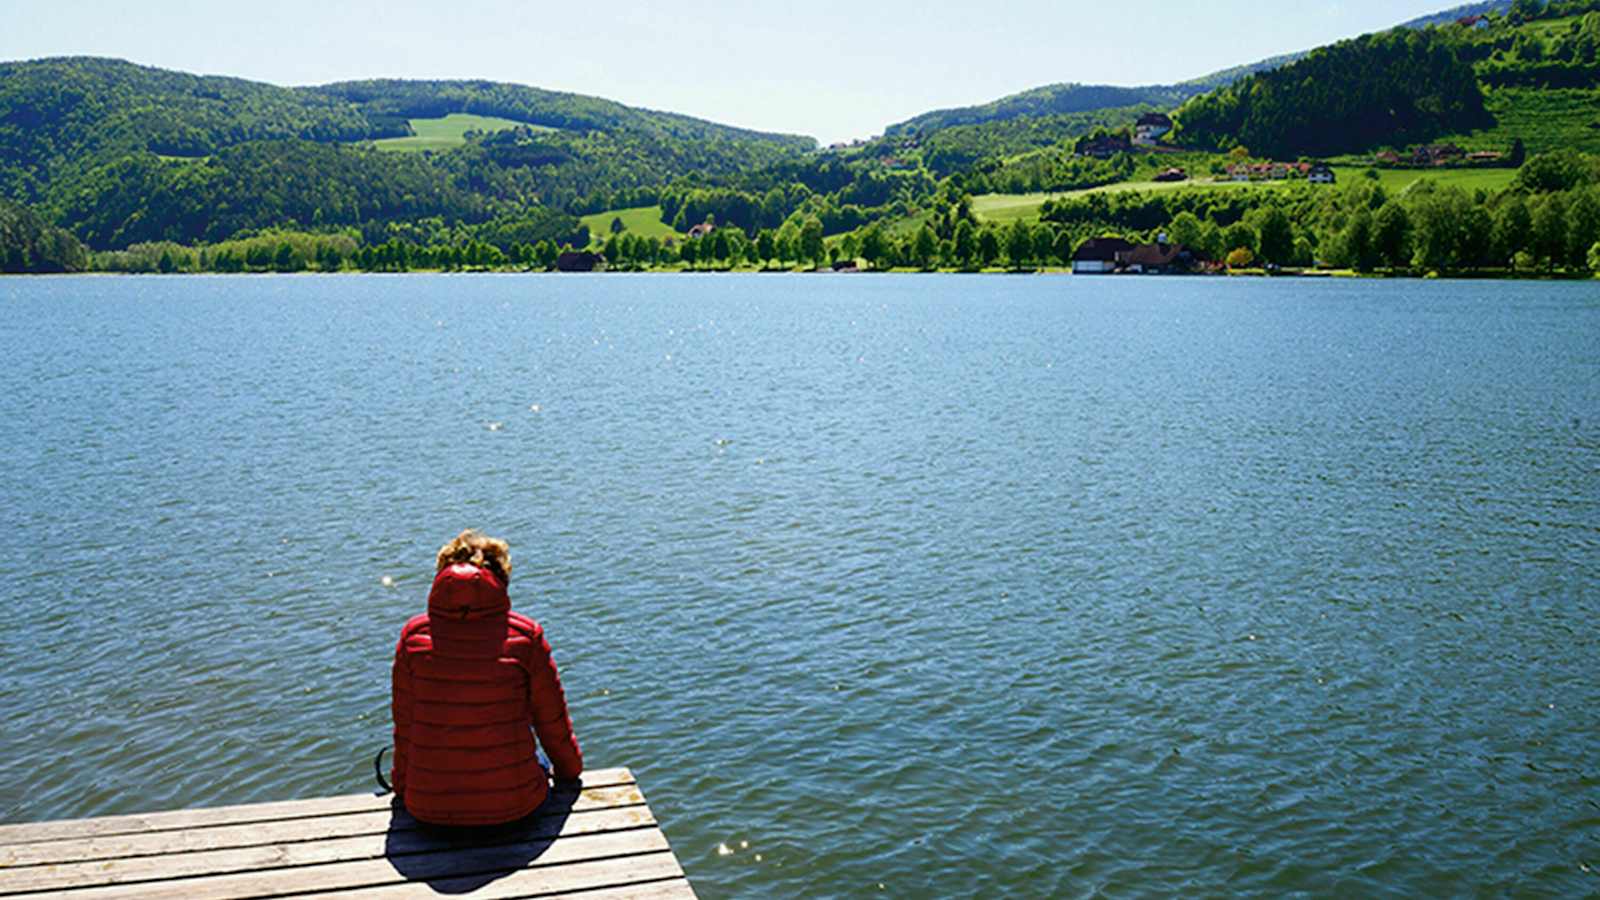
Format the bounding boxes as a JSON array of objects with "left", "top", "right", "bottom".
[
  {"left": 314, "top": 79, "right": 815, "bottom": 148},
  {"left": 1399, "top": 0, "right": 1513, "bottom": 28},
  {"left": 58, "top": 140, "right": 493, "bottom": 248},
  {"left": 0, "top": 58, "right": 815, "bottom": 248},
  {"left": 0, "top": 57, "right": 396, "bottom": 202},
  {"left": 1173, "top": 4, "right": 1600, "bottom": 158},
  {"left": 882, "top": 53, "right": 1304, "bottom": 138},
  {"left": 1172, "top": 29, "right": 1492, "bottom": 157},
  {"left": 886, "top": 85, "right": 1194, "bottom": 137}
]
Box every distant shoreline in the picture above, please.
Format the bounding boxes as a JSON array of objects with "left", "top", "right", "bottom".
[{"left": 5, "top": 268, "right": 1595, "bottom": 282}]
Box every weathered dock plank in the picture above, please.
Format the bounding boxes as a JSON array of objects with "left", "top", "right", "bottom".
[
  {"left": 0, "top": 766, "right": 693, "bottom": 899},
  {"left": 0, "top": 768, "right": 634, "bottom": 846},
  {"left": 0, "top": 781, "right": 644, "bottom": 867}
]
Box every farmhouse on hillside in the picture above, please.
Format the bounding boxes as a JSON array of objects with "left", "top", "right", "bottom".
[
  {"left": 1225, "top": 161, "right": 1313, "bottom": 182},
  {"left": 1134, "top": 113, "right": 1174, "bottom": 147},
  {"left": 1078, "top": 133, "right": 1133, "bottom": 159},
  {"left": 1309, "top": 164, "right": 1336, "bottom": 184},
  {"left": 687, "top": 223, "right": 716, "bottom": 240},
  {"left": 1412, "top": 144, "right": 1465, "bottom": 167}
]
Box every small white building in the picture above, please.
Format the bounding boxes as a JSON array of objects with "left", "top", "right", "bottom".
[{"left": 1308, "top": 164, "right": 1336, "bottom": 185}]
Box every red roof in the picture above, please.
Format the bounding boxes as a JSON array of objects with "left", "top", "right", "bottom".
[
  {"left": 1072, "top": 237, "right": 1135, "bottom": 262},
  {"left": 1118, "top": 243, "right": 1186, "bottom": 268}
]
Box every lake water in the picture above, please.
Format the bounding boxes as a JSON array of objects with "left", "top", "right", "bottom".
[{"left": 1, "top": 274, "right": 1596, "bottom": 896}]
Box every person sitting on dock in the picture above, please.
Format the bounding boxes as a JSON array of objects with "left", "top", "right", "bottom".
[{"left": 390, "top": 529, "right": 583, "bottom": 826}]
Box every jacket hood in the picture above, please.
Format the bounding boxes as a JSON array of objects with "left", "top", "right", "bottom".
[{"left": 427, "top": 563, "right": 510, "bottom": 622}]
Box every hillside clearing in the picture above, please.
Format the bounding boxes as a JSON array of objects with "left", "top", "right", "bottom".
[
  {"left": 371, "top": 113, "right": 549, "bottom": 152},
  {"left": 972, "top": 167, "right": 1520, "bottom": 223},
  {"left": 1328, "top": 166, "right": 1517, "bottom": 194},
  {"left": 1437, "top": 87, "right": 1600, "bottom": 156},
  {"left": 973, "top": 180, "right": 1260, "bottom": 223},
  {"left": 580, "top": 206, "right": 681, "bottom": 242}
]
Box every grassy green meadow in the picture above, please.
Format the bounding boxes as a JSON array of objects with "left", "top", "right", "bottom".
[
  {"left": 1439, "top": 87, "right": 1600, "bottom": 155},
  {"left": 1328, "top": 166, "right": 1517, "bottom": 194},
  {"left": 970, "top": 193, "right": 1064, "bottom": 224},
  {"left": 971, "top": 167, "right": 1520, "bottom": 225},
  {"left": 580, "top": 206, "right": 682, "bottom": 242},
  {"left": 972, "top": 179, "right": 1263, "bottom": 224},
  {"left": 371, "top": 113, "right": 544, "bottom": 152}
]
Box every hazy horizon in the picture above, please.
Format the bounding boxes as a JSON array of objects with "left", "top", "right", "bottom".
[{"left": 7, "top": 0, "right": 1479, "bottom": 143}]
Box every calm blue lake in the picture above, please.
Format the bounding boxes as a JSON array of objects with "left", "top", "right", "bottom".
[{"left": 1, "top": 274, "right": 1597, "bottom": 896}]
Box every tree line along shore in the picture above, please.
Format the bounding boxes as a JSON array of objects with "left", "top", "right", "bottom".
[
  {"left": 5, "top": 151, "right": 1598, "bottom": 279},
  {"left": 4, "top": 1, "right": 1600, "bottom": 279}
]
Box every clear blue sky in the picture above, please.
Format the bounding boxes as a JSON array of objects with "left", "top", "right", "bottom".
[{"left": 5, "top": 0, "right": 1463, "bottom": 144}]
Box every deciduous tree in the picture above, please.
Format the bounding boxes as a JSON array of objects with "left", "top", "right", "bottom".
[
  {"left": 1531, "top": 194, "right": 1568, "bottom": 269},
  {"left": 1566, "top": 189, "right": 1600, "bottom": 268},
  {"left": 1374, "top": 202, "right": 1411, "bottom": 270},
  {"left": 1224, "top": 222, "right": 1257, "bottom": 256},
  {"left": 977, "top": 227, "right": 1000, "bottom": 267},
  {"left": 1167, "top": 211, "right": 1204, "bottom": 249},
  {"left": 1493, "top": 197, "right": 1533, "bottom": 264},
  {"left": 1254, "top": 207, "right": 1294, "bottom": 266},
  {"left": 953, "top": 220, "right": 976, "bottom": 267},
  {"left": 1342, "top": 209, "right": 1378, "bottom": 272},
  {"left": 913, "top": 224, "right": 938, "bottom": 270},
  {"left": 1005, "top": 220, "right": 1033, "bottom": 268},
  {"left": 1032, "top": 225, "right": 1056, "bottom": 265},
  {"left": 800, "top": 218, "right": 825, "bottom": 266},
  {"left": 757, "top": 230, "right": 777, "bottom": 267}
]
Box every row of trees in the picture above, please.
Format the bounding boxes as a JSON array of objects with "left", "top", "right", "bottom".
[
  {"left": 93, "top": 232, "right": 583, "bottom": 274},
  {"left": 42, "top": 143, "right": 1600, "bottom": 278},
  {"left": 1049, "top": 158, "right": 1600, "bottom": 275},
  {"left": 1321, "top": 183, "right": 1600, "bottom": 272}
]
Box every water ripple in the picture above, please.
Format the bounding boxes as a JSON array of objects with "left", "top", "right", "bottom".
[{"left": 0, "top": 275, "right": 1596, "bottom": 896}]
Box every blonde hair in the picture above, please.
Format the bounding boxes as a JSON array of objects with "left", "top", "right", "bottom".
[{"left": 436, "top": 529, "right": 512, "bottom": 584}]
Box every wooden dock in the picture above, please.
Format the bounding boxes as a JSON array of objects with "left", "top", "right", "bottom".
[{"left": 0, "top": 767, "right": 694, "bottom": 899}]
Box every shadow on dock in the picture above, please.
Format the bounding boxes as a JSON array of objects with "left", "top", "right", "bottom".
[{"left": 383, "top": 790, "right": 576, "bottom": 894}]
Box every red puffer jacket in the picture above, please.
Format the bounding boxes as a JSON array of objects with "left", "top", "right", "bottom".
[{"left": 391, "top": 563, "right": 582, "bottom": 826}]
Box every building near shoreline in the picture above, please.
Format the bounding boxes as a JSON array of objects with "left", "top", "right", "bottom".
[
  {"left": 1071, "top": 237, "right": 1134, "bottom": 274},
  {"left": 557, "top": 250, "right": 605, "bottom": 272},
  {"left": 1117, "top": 239, "right": 1200, "bottom": 274},
  {"left": 1071, "top": 237, "right": 1202, "bottom": 275}
]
